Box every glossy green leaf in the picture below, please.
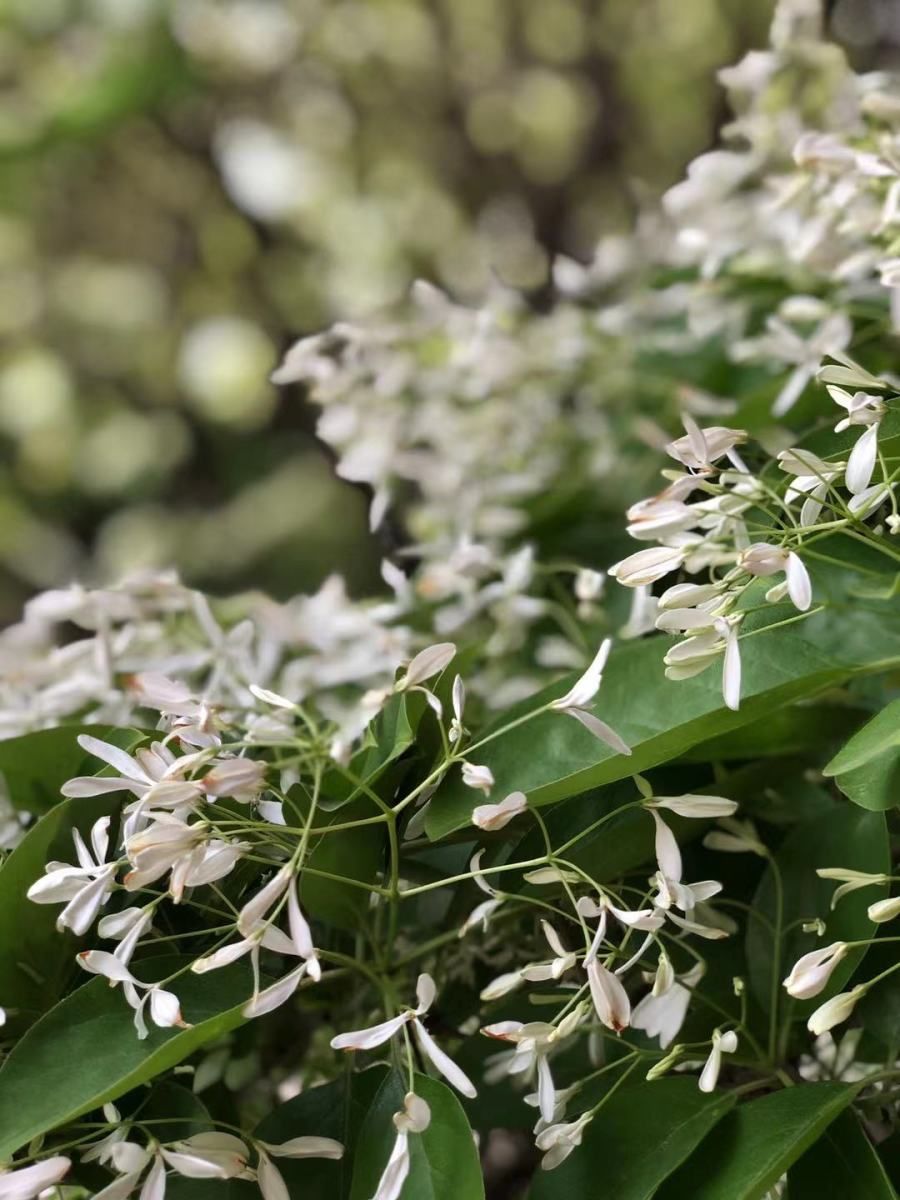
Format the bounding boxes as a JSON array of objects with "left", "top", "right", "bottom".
[
  {"left": 789, "top": 1110, "right": 897, "bottom": 1198},
  {"left": 679, "top": 704, "right": 866, "bottom": 763},
  {"left": 252, "top": 1066, "right": 389, "bottom": 1199},
  {"left": 825, "top": 700, "right": 900, "bottom": 775},
  {"left": 856, "top": 936, "right": 900, "bottom": 1052},
  {"left": 0, "top": 957, "right": 257, "bottom": 1158},
  {"left": 824, "top": 700, "right": 900, "bottom": 811},
  {"left": 349, "top": 1070, "right": 484, "bottom": 1200},
  {"left": 0, "top": 725, "right": 143, "bottom": 814},
  {"left": 745, "top": 805, "right": 889, "bottom": 1013},
  {"left": 298, "top": 797, "right": 385, "bottom": 930},
  {"left": 0, "top": 794, "right": 122, "bottom": 1031},
  {"left": 320, "top": 692, "right": 422, "bottom": 812},
  {"left": 427, "top": 577, "right": 900, "bottom": 838},
  {"left": 528, "top": 1079, "right": 735, "bottom": 1200},
  {"left": 655, "top": 1083, "right": 856, "bottom": 1200}
]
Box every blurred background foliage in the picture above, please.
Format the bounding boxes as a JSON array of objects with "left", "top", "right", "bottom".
[{"left": 2, "top": 0, "right": 889, "bottom": 624}]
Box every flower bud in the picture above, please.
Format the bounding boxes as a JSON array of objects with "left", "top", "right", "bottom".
[{"left": 807, "top": 985, "right": 867, "bottom": 1036}]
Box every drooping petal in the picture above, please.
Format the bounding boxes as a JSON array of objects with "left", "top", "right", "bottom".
[
  {"left": 398, "top": 643, "right": 456, "bottom": 689},
  {"left": 785, "top": 553, "right": 812, "bottom": 611},
  {"left": 77, "top": 735, "right": 150, "bottom": 784},
  {"left": 565, "top": 709, "right": 631, "bottom": 756},
  {"left": 536, "top": 1054, "right": 556, "bottom": 1124},
  {"left": 262, "top": 1136, "right": 344, "bottom": 1160},
  {"left": 412, "top": 1018, "right": 477, "bottom": 1098},
  {"left": 243, "top": 964, "right": 307, "bottom": 1019},
  {"left": 149, "top": 987, "right": 188, "bottom": 1029},
  {"left": 845, "top": 423, "right": 879, "bottom": 495},
  {"left": 651, "top": 811, "right": 682, "bottom": 883},
  {"left": 415, "top": 973, "right": 436, "bottom": 1014},
  {"left": 0, "top": 1156, "right": 71, "bottom": 1200},
  {"left": 331, "top": 1012, "right": 410, "bottom": 1051},
  {"left": 256, "top": 1148, "right": 290, "bottom": 1200},
  {"left": 77, "top": 949, "right": 138, "bottom": 985},
  {"left": 586, "top": 959, "right": 631, "bottom": 1032}
]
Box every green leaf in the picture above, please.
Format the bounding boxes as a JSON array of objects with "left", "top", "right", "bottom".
[
  {"left": 349, "top": 1070, "right": 484, "bottom": 1200},
  {"left": 0, "top": 957, "right": 257, "bottom": 1159},
  {"left": 824, "top": 700, "right": 900, "bottom": 811},
  {"left": 252, "top": 1066, "right": 389, "bottom": 1200},
  {"left": 655, "top": 1083, "right": 856, "bottom": 1200},
  {"left": 298, "top": 798, "right": 385, "bottom": 930},
  {"left": 320, "top": 692, "right": 421, "bottom": 812},
  {"left": 745, "top": 805, "right": 889, "bottom": 1013},
  {"left": 0, "top": 725, "right": 144, "bottom": 814},
  {"left": 789, "top": 1110, "right": 898, "bottom": 1198},
  {"left": 856, "top": 936, "right": 900, "bottom": 1052},
  {"left": 527, "top": 1078, "right": 735, "bottom": 1200},
  {"left": 426, "top": 578, "right": 900, "bottom": 838},
  {"left": 825, "top": 700, "right": 900, "bottom": 775},
  {"left": 0, "top": 794, "right": 122, "bottom": 1031},
  {"left": 679, "top": 704, "right": 867, "bottom": 763},
  {"left": 138, "top": 1080, "right": 213, "bottom": 1142}
]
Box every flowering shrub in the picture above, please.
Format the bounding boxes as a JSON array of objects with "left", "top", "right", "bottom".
[{"left": 1, "top": 2, "right": 900, "bottom": 1198}]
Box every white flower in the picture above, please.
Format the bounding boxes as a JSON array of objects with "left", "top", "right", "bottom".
[
  {"left": 817, "top": 868, "right": 888, "bottom": 909},
  {"left": 845, "top": 423, "right": 881, "bottom": 496},
  {"left": 394, "top": 643, "right": 456, "bottom": 716},
  {"left": 778, "top": 448, "right": 843, "bottom": 527},
  {"left": 535, "top": 1113, "right": 592, "bottom": 1171},
  {"left": 632, "top": 963, "right": 704, "bottom": 1048},
  {"left": 665, "top": 419, "right": 746, "bottom": 472},
  {"left": 237, "top": 867, "right": 292, "bottom": 936},
  {"left": 739, "top": 544, "right": 812, "bottom": 611},
  {"left": 698, "top": 1029, "right": 738, "bottom": 1092},
  {"left": 610, "top": 546, "right": 686, "bottom": 588},
  {"left": 783, "top": 942, "right": 848, "bottom": 999},
  {"left": 549, "top": 640, "right": 611, "bottom": 711},
  {"left": 331, "top": 975, "right": 476, "bottom": 1098},
  {"left": 449, "top": 675, "right": 466, "bottom": 743},
  {"left": 396, "top": 644, "right": 456, "bottom": 690},
  {"left": 160, "top": 1132, "right": 249, "bottom": 1179},
  {"left": 548, "top": 639, "right": 630, "bottom": 757},
  {"left": 626, "top": 498, "right": 697, "bottom": 541},
  {"left": 827, "top": 384, "right": 886, "bottom": 431},
  {"left": 123, "top": 817, "right": 213, "bottom": 898},
  {"left": 868, "top": 896, "right": 900, "bottom": 923},
  {"left": 258, "top": 1136, "right": 344, "bottom": 1160},
  {"left": 574, "top": 569, "right": 605, "bottom": 603},
  {"left": 585, "top": 959, "right": 631, "bottom": 1033},
  {"left": 61, "top": 735, "right": 203, "bottom": 809},
  {"left": 77, "top": 950, "right": 189, "bottom": 1040},
  {"left": 702, "top": 817, "right": 767, "bottom": 856},
  {"left": 0, "top": 1157, "right": 71, "bottom": 1200},
  {"left": 27, "top": 815, "right": 116, "bottom": 935},
  {"left": 201, "top": 758, "right": 266, "bottom": 800},
  {"left": 459, "top": 850, "right": 503, "bottom": 936},
  {"left": 520, "top": 921, "right": 578, "bottom": 983},
  {"left": 650, "top": 811, "right": 682, "bottom": 882},
  {"left": 817, "top": 353, "right": 887, "bottom": 393},
  {"left": 646, "top": 794, "right": 738, "bottom": 818},
  {"left": 480, "top": 971, "right": 524, "bottom": 1001},
  {"left": 254, "top": 1136, "right": 343, "bottom": 1200},
  {"left": 807, "top": 985, "right": 867, "bottom": 1036},
  {"left": 720, "top": 618, "right": 742, "bottom": 711},
  {"left": 472, "top": 791, "right": 527, "bottom": 831},
  {"left": 369, "top": 1094, "right": 431, "bottom": 1200},
  {"left": 461, "top": 763, "right": 495, "bottom": 794},
  {"left": 847, "top": 482, "right": 893, "bottom": 518}
]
